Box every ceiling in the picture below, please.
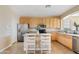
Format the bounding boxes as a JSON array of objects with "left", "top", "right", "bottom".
[{"left": 10, "top": 5, "right": 76, "bottom": 17}]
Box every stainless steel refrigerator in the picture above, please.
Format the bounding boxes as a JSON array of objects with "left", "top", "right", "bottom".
[{"left": 17, "top": 24, "right": 28, "bottom": 42}]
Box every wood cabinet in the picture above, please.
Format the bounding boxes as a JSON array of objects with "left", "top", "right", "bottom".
[
  {"left": 48, "top": 17, "right": 61, "bottom": 28},
  {"left": 51, "top": 32, "right": 58, "bottom": 41},
  {"left": 37, "top": 18, "right": 43, "bottom": 24},
  {"left": 52, "top": 17, "right": 61, "bottom": 28},
  {"left": 30, "top": 18, "right": 43, "bottom": 27},
  {"left": 50, "top": 18, "right": 54, "bottom": 28},
  {"left": 19, "top": 16, "right": 30, "bottom": 24},
  {"left": 19, "top": 16, "right": 61, "bottom": 28},
  {"left": 57, "top": 34, "right": 72, "bottom": 49},
  {"left": 51, "top": 32, "right": 72, "bottom": 49},
  {"left": 45, "top": 18, "right": 50, "bottom": 28},
  {"left": 42, "top": 18, "right": 46, "bottom": 25},
  {"left": 30, "top": 18, "right": 37, "bottom": 27}
]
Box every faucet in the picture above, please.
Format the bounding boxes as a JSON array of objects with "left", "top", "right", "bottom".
[{"left": 74, "top": 22, "right": 79, "bottom": 31}]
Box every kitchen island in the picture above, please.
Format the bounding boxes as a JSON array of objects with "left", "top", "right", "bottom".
[{"left": 23, "top": 32, "right": 52, "bottom": 54}]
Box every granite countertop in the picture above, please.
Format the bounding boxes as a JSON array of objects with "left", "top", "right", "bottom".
[
  {"left": 60, "top": 32, "right": 79, "bottom": 37},
  {"left": 24, "top": 28, "right": 79, "bottom": 36}
]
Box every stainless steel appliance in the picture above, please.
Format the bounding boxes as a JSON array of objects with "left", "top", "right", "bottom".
[
  {"left": 72, "top": 36, "right": 79, "bottom": 53},
  {"left": 37, "top": 24, "right": 46, "bottom": 33},
  {"left": 17, "top": 24, "right": 29, "bottom": 42}
]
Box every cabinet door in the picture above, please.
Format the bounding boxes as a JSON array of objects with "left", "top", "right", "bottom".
[
  {"left": 53, "top": 18, "right": 58, "bottom": 28},
  {"left": 52, "top": 18, "right": 61, "bottom": 28},
  {"left": 30, "top": 18, "right": 43, "bottom": 27},
  {"left": 38, "top": 18, "right": 43, "bottom": 25},
  {"left": 42, "top": 18, "right": 46, "bottom": 25},
  {"left": 30, "top": 18, "right": 37, "bottom": 27},
  {"left": 20, "top": 17, "right": 30, "bottom": 24},
  {"left": 51, "top": 32, "right": 58, "bottom": 40},
  {"left": 57, "top": 35, "right": 65, "bottom": 44},
  {"left": 50, "top": 18, "right": 54, "bottom": 28},
  {"left": 58, "top": 34, "right": 72, "bottom": 49},
  {"left": 36, "top": 19, "right": 40, "bottom": 25},
  {"left": 64, "top": 35, "right": 72, "bottom": 49},
  {"left": 45, "top": 18, "right": 50, "bottom": 28},
  {"left": 19, "top": 18, "right": 24, "bottom": 24},
  {"left": 49, "top": 17, "right": 61, "bottom": 28},
  {"left": 55, "top": 18, "right": 61, "bottom": 28}
]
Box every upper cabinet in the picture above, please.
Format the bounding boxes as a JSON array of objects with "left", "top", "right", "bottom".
[
  {"left": 43, "top": 17, "right": 61, "bottom": 28},
  {"left": 19, "top": 16, "right": 31, "bottom": 24},
  {"left": 53, "top": 17, "right": 61, "bottom": 28},
  {"left": 19, "top": 16, "right": 61, "bottom": 28},
  {"left": 30, "top": 18, "right": 42, "bottom": 27},
  {"left": 45, "top": 18, "right": 50, "bottom": 28}
]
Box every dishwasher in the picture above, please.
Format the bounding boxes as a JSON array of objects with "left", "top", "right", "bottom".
[{"left": 72, "top": 36, "right": 79, "bottom": 53}]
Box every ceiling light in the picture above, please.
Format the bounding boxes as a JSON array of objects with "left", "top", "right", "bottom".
[{"left": 45, "top": 5, "right": 51, "bottom": 8}]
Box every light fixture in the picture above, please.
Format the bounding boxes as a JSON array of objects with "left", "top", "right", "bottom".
[{"left": 45, "top": 5, "right": 51, "bottom": 8}]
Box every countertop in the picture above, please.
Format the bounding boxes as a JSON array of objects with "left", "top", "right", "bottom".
[
  {"left": 23, "top": 28, "right": 79, "bottom": 37},
  {"left": 60, "top": 32, "right": 79, "bottom": 37}
]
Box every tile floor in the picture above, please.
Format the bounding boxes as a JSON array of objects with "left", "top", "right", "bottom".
[{"left": 0, "top": 41, "right": 75, "bottom": 54}]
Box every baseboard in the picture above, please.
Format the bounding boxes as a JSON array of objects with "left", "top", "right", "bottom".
[{"left": 0, "top": 41, "right": 16, "bottom": 52}]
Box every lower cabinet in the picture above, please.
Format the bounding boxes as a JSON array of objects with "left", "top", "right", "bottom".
[
  {"left": 51, "top": 32, "right": 58, "bottom": 41},
  {"left": 57, "top": 34, "right": 72, "bottom": 49}
]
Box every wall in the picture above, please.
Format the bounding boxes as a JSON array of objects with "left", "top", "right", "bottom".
[
  {"left": 0, "top": 6, "right": 17, "bottom": 51},
  {"left": 11, "top": 16, "right": 18, "bottom": 43}
]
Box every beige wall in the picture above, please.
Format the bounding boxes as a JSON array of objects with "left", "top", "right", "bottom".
[
  {"left": 0, "top": 36, "right": 11, "bottom": 50},
  {"left": 0, "top": 6, "right": 17, "bottom": 51}
]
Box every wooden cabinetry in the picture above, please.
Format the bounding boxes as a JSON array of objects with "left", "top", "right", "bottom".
[
  {"left": 19, "top": 16, "right": 61, "bottom": 28},
  {"left": 45, "top": 18, "right": 50, "bottom": 28},
  {"left": 37, "top": 18, "right": 43, "bottom": 24},
  {"left": 48, "top": 17, "right": 61, "bottom": 28},
  {"left": 30, "top": 18, "right": 43, "bottom": 27},
  {"left": 51, "top": 32, "right": 58, "bottom": 41},
  {"left": 30, "top": 18, "right": 37, "bottom": 27},
  {"left": 57, "top": 34, "right": 72, "bottom": 49},
  {"left": 51, "top": 17, "right": 61, "bottom": 28},
  {"left": 41, "top": 17, "right": 61, "bottom": 28},
  {"left": 19, "top": 16, "right": 30, "bottom": 24},
  {"left": 50, "top": 18, "right": 54, "bottom": 28},
  {"left": 51, "top": 32, "right": 72, "bottom": 49},
  {"left": 42, "top": 18, "right": 46, "bottom": 25}
]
